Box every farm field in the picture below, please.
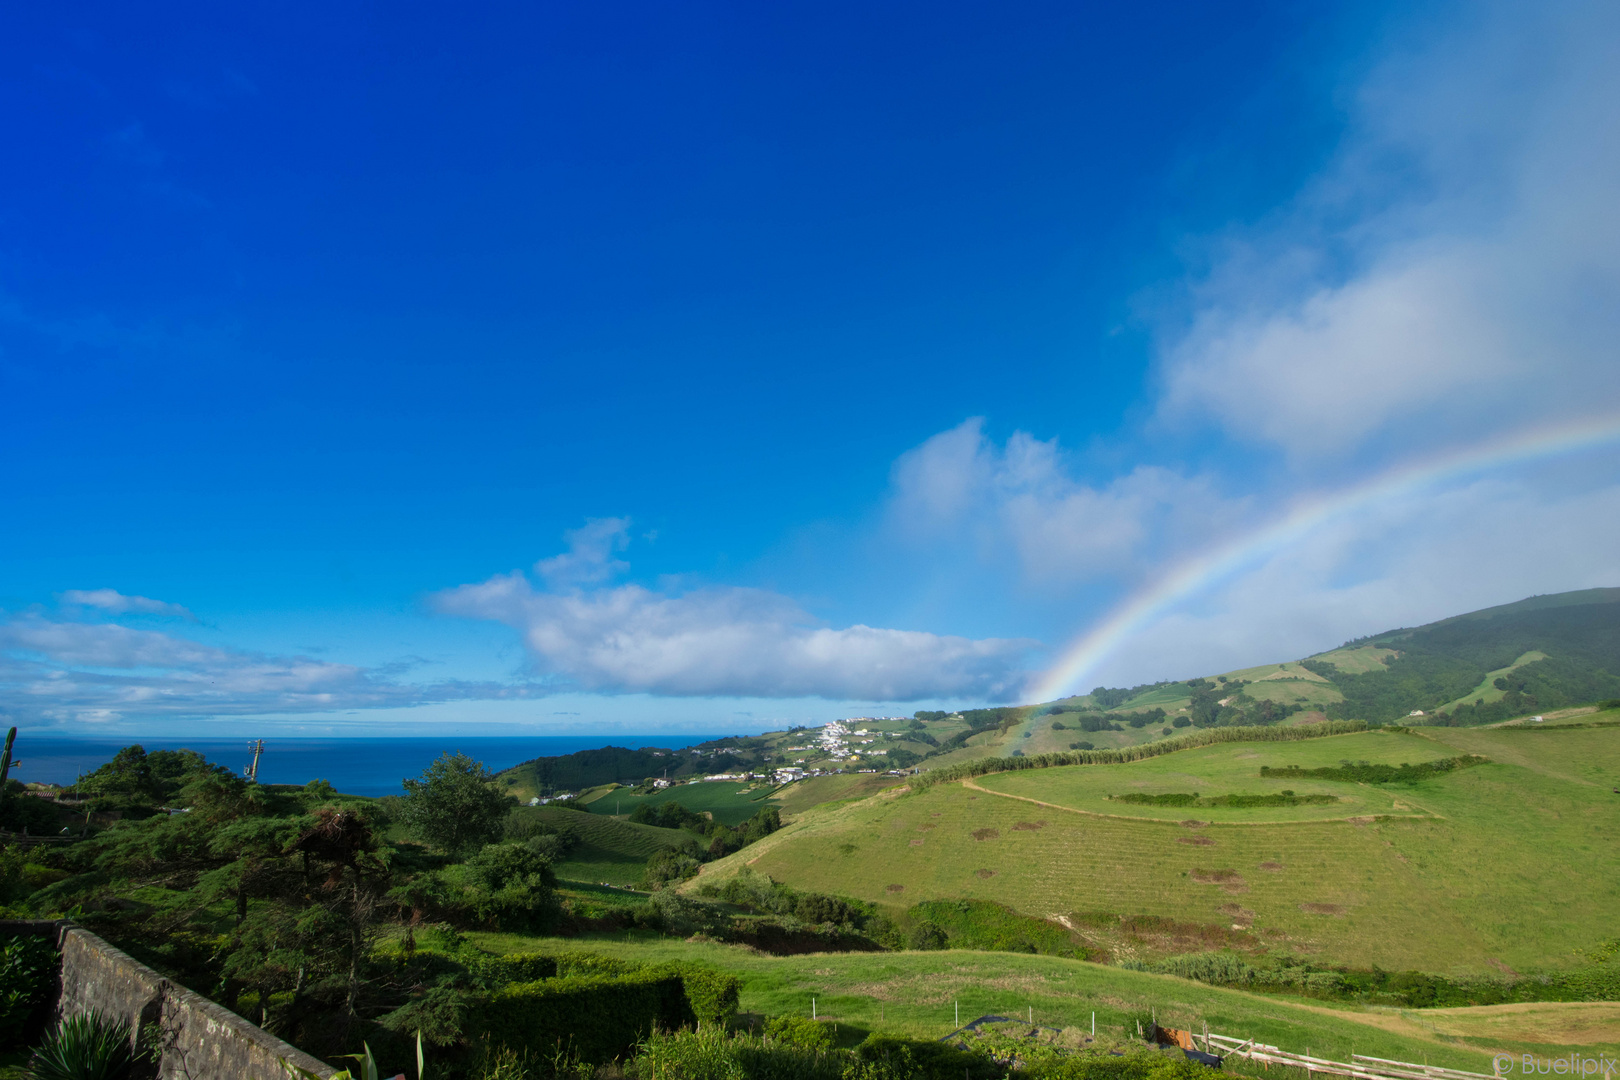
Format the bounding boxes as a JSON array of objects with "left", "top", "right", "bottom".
[
  {"left": 772, "top": 772, "right": 905, "bottom": 815},
  {"left": 594, "top": 778, "right": 779, "bottom": 825},
  {"left": 461, "top": 933, "right": 1620, "bottom": 1063},
  {"left": 976, "top": 730, "right": 1453, "bottom": 823},
  {"left": 698, "top": 722, "right": 1620, "bottom": 975}
]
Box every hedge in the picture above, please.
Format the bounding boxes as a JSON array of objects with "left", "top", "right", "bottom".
[
  {"left": 480, "top": 969, "right": 694, "bottom": 1063},
  {"left": 474, "top": 961, "right": 742, "bottom": 1062},
  {"left": 656, "top": 964, "right": 741, "bottom": 1029},
  {"left": 909, "top": 721, "right": 1370, "bottom": 792}
]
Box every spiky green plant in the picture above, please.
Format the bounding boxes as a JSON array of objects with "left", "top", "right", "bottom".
[{"left": 25, "top": 1012, "right": 136, "bottom": 1080}]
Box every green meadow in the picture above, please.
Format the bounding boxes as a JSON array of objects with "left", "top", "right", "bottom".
[
  {"left": 699, "top": 719, "right": 1620, "bottom": 976},
  {"left": 596, "top": 779, "right": 780, "bottom": 825},
  {"left": 461, "top": 933, "right": 1620, "bottom": 1063},
  {"left": 976, "top": 730, "right": 1453, "bottom": 823}
]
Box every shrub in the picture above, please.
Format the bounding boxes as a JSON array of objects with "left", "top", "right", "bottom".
[
  {"left": 26, "top": 1011, "right": 139, "bottom": 1080},
  {"left": 763, "top": 1015, "right": 833, "bottom": 1051},
  {"left": 0, "top": 933, "right": 57, "bottom": 1049}
]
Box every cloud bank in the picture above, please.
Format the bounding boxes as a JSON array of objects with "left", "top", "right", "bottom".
[
  {"left": 435, "top": 520, "right": 1035, "bottom": 700},
  {"left": 1157, "top": 0, "right": 1620, "bottom": 460},
  {"left": 0, "top": 612, "right": 536, "bottom": 726}
]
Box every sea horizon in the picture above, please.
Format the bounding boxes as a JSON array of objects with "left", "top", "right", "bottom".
[{"left": 7, "top": 734, "right": 729, "bottom": 797}]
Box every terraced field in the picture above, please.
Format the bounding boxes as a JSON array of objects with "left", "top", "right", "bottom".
[{"left": 697, "top": 720, "right": 1620, "bottom": 974}]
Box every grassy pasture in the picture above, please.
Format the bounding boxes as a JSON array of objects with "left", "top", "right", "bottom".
[
  {"left": 461, "top": 933, "right": 1620, "bottom": 1063},
  {"left": 1242, "top": 677, "right": 1345, "bottom": 710},
  {"left": 1306, "top": 647, "right": 1402, "bottom": 675},
  {"left": 513, "top": 804, "right": 694, "bottom": 885},
  {"left": 975, "top": 730, "right": 1449, "bottom": 823},
  {"left": 773, "top": 773, "right": 905, "bottom": 816},
  {"left": 700, "top": 724, "right": 1620, "bottom": 975},
  {"left": 1437, "top": 650, "right": 1549, "bottom": 712},
  {"left": 595, "top": 779, "right": 777, "bottom": 825}
]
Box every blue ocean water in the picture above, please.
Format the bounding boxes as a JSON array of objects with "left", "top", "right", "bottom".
[{"left": 7, "top": 735, "right": 723, "bottom": 797}]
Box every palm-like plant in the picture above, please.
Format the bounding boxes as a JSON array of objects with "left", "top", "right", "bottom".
[{"left": 26, "top": 1012, "right": 136, "bottom": 1080}]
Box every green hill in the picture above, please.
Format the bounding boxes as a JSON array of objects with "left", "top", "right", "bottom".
[
  {"left": 1299, "top": 592, "right": 1620, "bottom": 724},
  {"left": 693, "top": 714, "right": 1620, "bottom": 976}
]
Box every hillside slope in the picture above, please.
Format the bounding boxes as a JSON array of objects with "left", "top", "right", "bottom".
[{"left": 694, "top": 716, "right": 1620, "bottom": 975}]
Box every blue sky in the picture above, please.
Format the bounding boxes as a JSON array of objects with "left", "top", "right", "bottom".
[{"left": 4, "top": 1, "right": 1619, "bottom": 736}]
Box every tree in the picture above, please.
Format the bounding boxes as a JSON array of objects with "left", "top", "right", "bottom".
[{"left": 399, "top": 752, "right": 513, "bottom": 856}]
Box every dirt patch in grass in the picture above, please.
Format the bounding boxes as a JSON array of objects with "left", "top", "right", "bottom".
[
  {"left": 972, "top": 828, "right": 1000, "bottom": 841},
  {"left": 1116, "top": 912, "right": 1260, "bottom": 951},
  {"left": 917, "top": 823, "right": 937, "bottom": 831},
  {"left": 1179, "top": 820, "right": 1207, "bottom": 828},
  {"left": 886, "top": 884, "right": 905, "bottom": 893},
  {"left": 1258, "top": 861, "right": 1285, "bottom": 872},
  {"left": 975, "top": 869, "right": 997, "bottom": 879},
  {"left": 1300, "top": 902, "right": 1346, "bottom": 915},
  {"left": 908, "top": 839, "right": 924, "bottom": 847},
  {"left": 1012, "top": 820, "right": 1046, "bottom": 831},
  {"left": 1177, "top": 836, "right": 1215, "bottom": 846},
  {"left": 1190, "top": 868, "right": 1244, "bottom": 884},
  {"left": 1218, "top": 903, "right": 1255, "bottom": 920}
]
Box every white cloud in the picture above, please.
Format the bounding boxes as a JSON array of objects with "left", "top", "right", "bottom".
[
  {"left": 1157, "top": 0, "right": 1620, "bottom": 460},
  {"left": 535, "top": 517, "right": 632, "bottom": 588},
  {"left": 434, "top": 534, "right": 1036, "bottom": 700},
  {"left": 59, "top": 588, "right": 194, "bottom": 619},
  {"left": 0, "top": 615, "right": 536, "bottom": 726},
  {"left": 889, "top": 418, "right": 1246, "bottom": 586}
]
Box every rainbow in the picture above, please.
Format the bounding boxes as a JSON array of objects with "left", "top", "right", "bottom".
[{"left": 1027, "top": 412, "right": 1620, "bottom": 703}]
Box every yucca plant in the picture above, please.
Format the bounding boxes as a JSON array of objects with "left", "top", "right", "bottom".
[
  {"left": 25, "top": 1012, "right": 137, "bottom": 1080},
  {"left": 281, "top": 1032, "right": 424, "bottom": 1080}
]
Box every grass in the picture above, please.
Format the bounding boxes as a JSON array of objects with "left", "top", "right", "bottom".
[
  {"left": 459, "top": 933, "right": 1620, "bottom": 1063},
  {"left": 595, "top": 780, "right": 779, "bottom": 826},
  {"left": 773, "top": 774, "right": 905, "bottom": 816},
  {"left": 1305, "top": 647, "right": 1403, "bottom": 676},
  {"left": 513, "top": 805, "right": 695, "bottom": 886},
  {"left": 975, "top": 730, "right": 1449, "bottom": 823},
  {"left": 1437, "top": 651, "right": 1548, "bottom": 713},
  {"left": 696, "top": 722, "right": 1620, "bottom": 976}
]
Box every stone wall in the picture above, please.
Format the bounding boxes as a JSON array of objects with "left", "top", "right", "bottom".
[{"left": 2, "top": 920, "right": 336, "bottom": 1080}]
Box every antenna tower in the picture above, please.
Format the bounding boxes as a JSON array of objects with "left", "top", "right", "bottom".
[{"left": 245, "top": 739, "right": 266, "bottom": 783}]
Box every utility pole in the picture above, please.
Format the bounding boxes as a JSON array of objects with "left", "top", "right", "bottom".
[
  {"left": 245, "top": 739, "right": 265, "bottom": 783},
  {"left": 0, "top": 727, "right": 19, "bottom": 786}
]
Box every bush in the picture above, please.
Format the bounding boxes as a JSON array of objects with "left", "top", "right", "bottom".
[
  {"left": 26, "top": 1011, "right": 139, "bottom": 1080},
  {"left": 762, "top": 1015, "right": 833, "bottom": 1051},
  {"left": 649, "top": 889, "right": 728, "bottom": 938},
  {"left": 0, "top": 933, "right": 56, "bottom": 1049},
  {"left": 642, "top": 850, "right": 702, "bottom": 891}
]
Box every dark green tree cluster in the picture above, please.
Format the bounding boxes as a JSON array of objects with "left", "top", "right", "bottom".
[{"left": 628, "top": 802, "right": 782, "bottom": 860}]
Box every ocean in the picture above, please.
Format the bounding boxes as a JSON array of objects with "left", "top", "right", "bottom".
[{"left": 7, "top": 735, "right": 724, "bottom": 797}]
